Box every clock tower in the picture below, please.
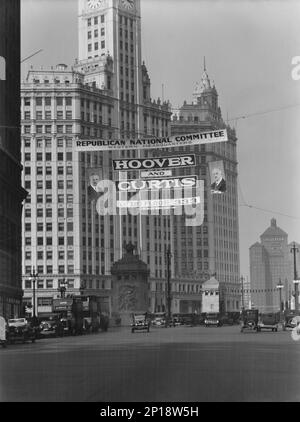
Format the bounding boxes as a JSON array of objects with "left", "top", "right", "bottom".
[{"left": 77, "top": 0, "right": 142, "bottom": 105}]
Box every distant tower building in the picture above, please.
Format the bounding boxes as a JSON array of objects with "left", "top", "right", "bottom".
[
  {"left": 0, "top": 0, "right": 27, "bottom": 318},
  {"left": 171, "top": 61, "right": 240, "bottom": 313},
  {"left": 249, "top": 218, "right": 294, "bottom": 312}
]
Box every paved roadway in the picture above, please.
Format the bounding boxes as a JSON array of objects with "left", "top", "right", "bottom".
[{"left": 0, "top": 325, "right": 299, "bottom": 402}]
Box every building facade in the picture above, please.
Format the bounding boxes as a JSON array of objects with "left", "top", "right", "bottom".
[
  {"left": 249, "top": 218, "right": 299, "bottom": 312},
  {"left": 21, "top": 0, "right": 176, "bottom": 316},
  {"left": 170, "top": 64, "right": 240, "bottom": 312},
  {"left": 0, "top": 0, "right": 27, "bottom": 318}
]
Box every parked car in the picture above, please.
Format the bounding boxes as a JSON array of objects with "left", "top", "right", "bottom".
[
  {"left": 39, "top": 320, "right": 63, "bottom": 338},
  {"left": 240, "top": 309, "right": 259, "bottom": 333},
  {"left": 257, "top": 313, "right": 280, "bottom": 332},
  {"left": 131, "top": 313, "right": 150, "bottom": 333},
  {"left": 283, "top": 312, "right": 300, "bottom": 330},
  {"left": 204, "top": 313, "right": 222, "bottom": 327},
  {"left": 152, "top": 313, "right": 167, "bottom": 327},
  {"left": 7, "top": 318, "right": 37, "bottom": 344}
]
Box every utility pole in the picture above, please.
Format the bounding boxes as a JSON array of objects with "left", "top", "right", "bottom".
[
  {"left": 30, "top": 267, "right": 38, "bottom": 323},
  {"left": 166, "top": 246, "right": 172, "bottom": 325},
  {"left": 291, "top": 242, "right": 299, "bottom": 313},
  {"left": 240, "top": 275, "right": 245, "bottom": 310}
]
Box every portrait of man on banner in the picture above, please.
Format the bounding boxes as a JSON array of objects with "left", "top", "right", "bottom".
[
  {"left": 87, "top": 168, "right": 104, "bottom": 201},
  {"left": 209, "top": 161, "right": 226, "bottom": 194}
]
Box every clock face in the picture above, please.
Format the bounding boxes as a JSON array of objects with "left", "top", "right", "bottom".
[
  {"left": 120, "top": 0, "right": 135, "bottom": 9},
  {"left": 87, "top": 0, "right": 103, "bottom": 9}
]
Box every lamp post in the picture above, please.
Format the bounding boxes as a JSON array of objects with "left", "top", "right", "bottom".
[
  {"left": 240, "top": 275, "right": 245, "bottom": 311},
  {"left": 30, "top": 267, "right": 38, "bottom": 322},
  {"left": 276, "top": 279, "right": 283, "bottom": 321},
  {"left": 293, "top": 280, "right": 299, "bottom": 313},
  {"left": 290, "top": 242, "right": 299, "bottom": 313}
]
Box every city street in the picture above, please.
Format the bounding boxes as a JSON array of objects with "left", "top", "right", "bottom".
[{"left": 0, "top": 325, "right": 299, "bottom": 402}]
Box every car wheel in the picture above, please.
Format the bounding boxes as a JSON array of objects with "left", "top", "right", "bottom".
[{"left": 131, "top": 328, "right": 134, "bottom": 333}]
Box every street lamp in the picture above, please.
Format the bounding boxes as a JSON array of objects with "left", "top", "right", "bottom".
[
  {"left": 293, "top": 279, "right": 299, "bottom": 313},
  {"left": 58, "top": 278, "right": 68, "bottom": 298},
  {"left": 30, "top": 267, "right": 38, "bottom": 322},
  {"left": 290, "top": 243, "right": 299, "bottom": 313},
  {"left": 276, "top": 279, "right": 284, "bottom": 321},
  {"left": 240, "top": 275, "right": 245, "bottom": 311}
]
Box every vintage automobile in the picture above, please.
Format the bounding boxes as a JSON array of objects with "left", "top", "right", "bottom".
[
  {"left": 39, "top": 319, "right": 63, "bottom": 338},
  {"left": 131, "top": 313, "right": 150, "bottom": 333},
  {"left": 283, "top": 312, "right": 300, "bottom": 330},
  {"left": 7, "top": 318, "right": 37, "bottom": 344},
  {"left": 204, "top": 313, "right": 222, "bottom": 327},
  {"left": 240, "top": 309, "right": 259, "bottom": 332},
  {"left": 257, "top": 313, "right": 280, "bottom": 332},
  {"left": 151, "top": 312, "right": 167, "bottom": 327}
]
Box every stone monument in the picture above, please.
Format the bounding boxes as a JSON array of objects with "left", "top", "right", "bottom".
[{"left": 111, "top": 242, "right": 150, "bottom": 326}]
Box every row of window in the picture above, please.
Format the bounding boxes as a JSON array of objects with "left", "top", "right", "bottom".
[
  {"left": 24, "top": 237, "right": 73, "bottom": 246},
  {"left": 24, "top": 166, "right": 73, "bottom": 175},
  {"left": 24, "top": 222, "right": 73, "bottom": 232},
  {"left": 87, "top": 40, "right": 105, "bottom": 52},
  {"left": 119, "top": 28, "right": 134, "bottom": 40},
  {"left": 23, "top": 208, "right": 73, "bottom": 218},
  {"left": 119, "top": 15, "right": 134, "bottom": 27},
  {"left": 87, "top": 27, "right": 105, "bottom": 39},
  {"left": 23, "top": 137, "right": 74, "bottom": 148},
  {"left": 23, "top": 125, "right": 74, "bottom": 134},
  {"left": 87, "top": 15, "right": 105, "bottom": 26},
  {"left": 119, "top": 40, "right": 135, "bottom": 53},
  {"left": 23, "top": 111, "right": 73, "bottom": 120},
  {"left": 24, "top": 250, "right": 74, "bottom": 261},
  {"left": 119, "top": 53, "right": 135, "bottom": 66},
  {"left": 24, "top": 180, "right": 73, "bottom": 191},
  {"left": 23, "top": 97, "right": 72, "bottom": 107},
  {"left": 24, "top": 151, "right": 72, "bottom": 162},
  {"left": 25, "top": 194, "right": 74, "bottom": 204},
  {"left": 120, "top": 66, "right": 134, "bottom": 79}
]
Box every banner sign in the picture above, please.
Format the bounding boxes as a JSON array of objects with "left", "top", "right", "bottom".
[
  {"left": 141, "top": 169, "right": 172, "bottom": 178},
  {"left": 112, "top": 154, "right": 196, "bottom": 171},
  {"left": 75, "top": 129, "right": 228, "bottom": 151},
  {"left": 117, "top": 196, "right": 200, "bottom": 210},
  {"left": 116, "top": 176, "right": 197, "bottom": 192}
]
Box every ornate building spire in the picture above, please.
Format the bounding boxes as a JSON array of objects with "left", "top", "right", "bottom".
[{"left": 201, "top": 56, "right": 211, "bottom": 91}]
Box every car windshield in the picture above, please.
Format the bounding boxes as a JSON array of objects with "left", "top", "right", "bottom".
[{"left": 8, "top": 318, "right": 26, "bottom": 324}]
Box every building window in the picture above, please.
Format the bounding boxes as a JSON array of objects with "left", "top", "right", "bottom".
[
  {"left": 88, "top": 44, "right": 92, "bottom": 52},
  {"left": 101, "top": 40, "right": 105, "bottom": 49},
  {"left": 66, "top": 97, "right": 72, "bottom": 106},
  {"left": 56, "top": 97, "right": 63, "bottom": 106},
  {"left": 38, "top": 297, "right": 53, "bottom": 307},
  {"left": 46, "top": 280, "right": 53, "bottom": 289},
  {"left": 88, "top": 31, "right": 92, "bottom": 39},
  {"left": 36, "top": 97, "right": 42, "bottom": 106}
]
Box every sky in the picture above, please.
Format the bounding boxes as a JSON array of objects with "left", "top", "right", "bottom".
[{"left": 21, "top": 0, "right": 300, "bottom": 279}]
